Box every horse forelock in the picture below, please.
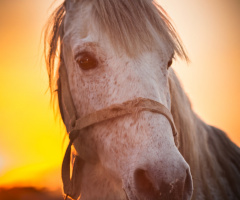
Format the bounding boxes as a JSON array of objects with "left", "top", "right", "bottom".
[
  {"left": 44, "top": 0, "right": 189, "bottom": 96},
  {"left": 89, "top": 0, "right": 189, "bottom": 59}
]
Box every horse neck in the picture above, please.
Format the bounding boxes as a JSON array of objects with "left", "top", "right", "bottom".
[{"left": 169, "top": 70, "right": 240, "bottom": 199}]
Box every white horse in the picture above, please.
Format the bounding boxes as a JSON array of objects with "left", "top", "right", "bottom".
[{"left": 44, "top": 0, "right": 240, "bottom": 199}]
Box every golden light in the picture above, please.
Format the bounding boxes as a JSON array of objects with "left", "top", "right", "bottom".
[
  {"left": 0, "top": 0, "right": 65, "bottom": 189},
  {"left": 0, "top": 0, "right": 239, "bottom": 190}
]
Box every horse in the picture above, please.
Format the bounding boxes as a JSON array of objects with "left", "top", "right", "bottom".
[{"left": 44, "top": 0, "right": 240, "bottom": 199}]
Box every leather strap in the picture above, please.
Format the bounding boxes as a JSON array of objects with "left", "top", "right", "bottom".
[
  {"left": 61, "top": 97, "right": 177, "bottom": 199},
  {"left": 59, "top": 63, "right": 77, "bottom": 132},
  {"left": 72, "top": 97, "right": 177, "bottom": 135},
  {"left": 59, "top": 60, "right": 178, "bottom": 200}
]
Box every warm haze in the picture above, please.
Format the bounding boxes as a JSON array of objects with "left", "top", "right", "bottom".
[{"left": 0, "top": 0, "right": 239, "bottom": 190}]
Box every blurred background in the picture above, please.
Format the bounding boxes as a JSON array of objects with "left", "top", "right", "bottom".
[{"left": 0, "top": 0, "right": 239, "bottom": 199}]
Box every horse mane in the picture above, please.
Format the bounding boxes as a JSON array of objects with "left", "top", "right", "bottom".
[
  {"left": 44, "top": 0, "right": 188, "bottom": 95},
  {"left": 169, "top": 70, "right": 240, "bottom": 199}
]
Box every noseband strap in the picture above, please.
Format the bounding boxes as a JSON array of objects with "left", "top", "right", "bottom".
[
  {"left": 59, "top": 55, "right": 177, "bottom": 200},
  {"left": 61, "top": 97, "right": 178, "bottom": 199}
]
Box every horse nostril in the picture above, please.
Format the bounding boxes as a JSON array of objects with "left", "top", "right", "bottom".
[
  {"left": 134, "top": 168, "right": 172, "bottom": 199},
  {"left": 133, "top": 167, "right": 193, "bottom": 199},
  {"left": 134, "top": 169, "right": 156, "bottom": 195},
  {"left": 183, "top": 169, "right": 193, "bottom": 199}
]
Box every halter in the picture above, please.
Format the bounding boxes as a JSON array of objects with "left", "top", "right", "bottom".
[{"left": 58, "top": 64, "right": 178, "bottom": 200}]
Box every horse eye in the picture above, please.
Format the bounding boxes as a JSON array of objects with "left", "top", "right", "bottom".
[
  {"left": 167, "top": 59, "right": 173, "bottom": 69},
  {"left": 76, "top": 53, "right": 98, "bottom": 70}
]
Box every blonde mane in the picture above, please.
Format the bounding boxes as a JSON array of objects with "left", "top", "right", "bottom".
[
  {"left": 91, "top": 0, "right": 188, "bottom": 58},
  {"left": 169, "top": 70, "right": 240, "bottom": 199},
  {"left": 44, "top": 0, "right": 188, "bottom": 93}
]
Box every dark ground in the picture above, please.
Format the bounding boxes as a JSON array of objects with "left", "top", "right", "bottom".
[{"left": 0, "top": 187, "right": 64, "bottom": 200}]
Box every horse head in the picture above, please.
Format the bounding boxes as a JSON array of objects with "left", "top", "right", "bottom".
[{"left": 46, "top": 0, "right": 193, "bottom": 199}]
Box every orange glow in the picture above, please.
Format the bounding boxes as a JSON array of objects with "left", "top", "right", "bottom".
[
  {"left": 0, "top": 0, "right": 239, "bottom": 190},
  {"left": 0, "top": 0, "right": 65, "bottom": 189}
]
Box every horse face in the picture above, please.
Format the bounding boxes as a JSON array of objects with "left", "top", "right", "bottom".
[{"left": 62, "top": 1, "right": 192, "bottom": 199}]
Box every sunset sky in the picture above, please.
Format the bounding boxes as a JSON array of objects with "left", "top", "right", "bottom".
[{"left": 0, "top": 0, "right": 239, "bottom": 190}]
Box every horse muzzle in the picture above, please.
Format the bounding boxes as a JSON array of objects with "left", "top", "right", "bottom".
[{"left": 123, "top": 157, "right": 193, "bottom": 200}]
